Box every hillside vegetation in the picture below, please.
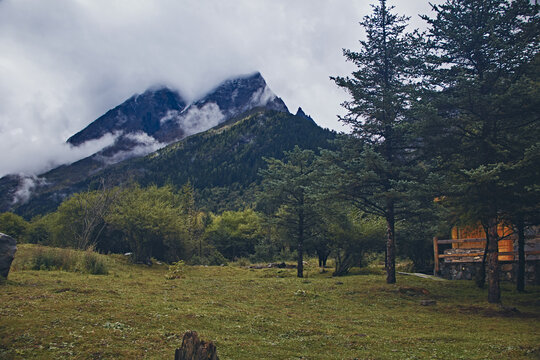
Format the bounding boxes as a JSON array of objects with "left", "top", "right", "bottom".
[
  {"left": 1, "top": 245, "right": 539, "bottom": 359},
  {"left": 13, "top": 109, "right": 334, "bottom": 218}
]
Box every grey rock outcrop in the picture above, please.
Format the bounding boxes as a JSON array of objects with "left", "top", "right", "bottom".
[{"left": 0, "top": 232, "right": 17, "bottom": 279}]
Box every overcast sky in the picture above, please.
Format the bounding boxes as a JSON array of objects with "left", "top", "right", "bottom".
[{"left": 0, "top": 0, "right": 444, "bottom": 177}]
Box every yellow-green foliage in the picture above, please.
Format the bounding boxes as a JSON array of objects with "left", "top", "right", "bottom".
[
  {"left": 165, "top": 260, "right": 185, "bottom": 280},
  {"left": 106, "top": 184, "right": 189, "bottom": 263},
  {"left": 1, "top": 245, "right": 539, "bottom": 359},
  {"left": 0, "top": 212, "right": 28, "bottom": 240},
  {"left": 205, "top": 209, "right": 263, "bottom": 260},
  {"left": 11, "top": 245, "right": 108, "bottom": 275}
]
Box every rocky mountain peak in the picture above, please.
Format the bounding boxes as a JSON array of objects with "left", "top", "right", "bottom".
[
  {"left": 295, "top": 107, "right": 315, "bottom": 123},
  {"left": 67, "top": 72, "right": 288, "bottom": 157},
  {"left": 67, "top": 87, "right": 187, "bottom": 147},
  {"left": 196, "top": 72, "right": 288, "bottom": 115}
]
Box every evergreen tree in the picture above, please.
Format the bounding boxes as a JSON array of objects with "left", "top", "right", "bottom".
[
  {"left": 259, "top": 146, "right": 319, "bottom": 278},
  {"left": 499, "top": 54, "right": 540, "bottom": 292},
  {"left": 331, "top": 0, "right": 424, "bottom": 283},
  {"left": 421, "top": 0, "right": 539, "bottom": 302}
]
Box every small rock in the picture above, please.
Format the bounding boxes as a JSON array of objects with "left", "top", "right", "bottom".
[{"left": 420, "top": 300, "right": 437, "bottom": 306}]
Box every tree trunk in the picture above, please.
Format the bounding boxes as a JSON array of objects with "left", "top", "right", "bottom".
[
  {"left": 297, "top": 239, "right": 304, "bottom": 278},
  {"left": 333, "top": 251, "right": 352, "bottom": 276},
  {"left": 317, "top": 248, "right": 329, "bottom": 268},
  {"left": 486, "top": 218, "right": 500, "bottom": 303},
  {"left": 297, "top": 211, "right": 304, "bottom": 278},
  {"left": 385, "top": 204, "right": 396, "bottom": 284},
  {"left": 516, "top": 216, "right": 525, "bottom": 292},
  {"left": 476, "top": 235, "right": 490, "bottom": 288}
]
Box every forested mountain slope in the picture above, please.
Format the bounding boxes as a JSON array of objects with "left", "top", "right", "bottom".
[{"left": 13, "top": 108, "right": 335, "bottom": 217}]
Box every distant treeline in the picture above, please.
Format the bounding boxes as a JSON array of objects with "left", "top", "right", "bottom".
[{"left": 0, "top": 144, "right": 441, "bottom": 276}]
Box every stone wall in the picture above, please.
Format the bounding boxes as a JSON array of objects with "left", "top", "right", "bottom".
[{"left": 440, "top": 260, "right": 540, "bottom": 285}]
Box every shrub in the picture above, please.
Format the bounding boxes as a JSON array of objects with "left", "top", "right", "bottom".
[
  {"left": 249, "top": 238, "right": 281, "bottom": 263},
  {"left": 235, "top": 257, "right": 251, "bottom": 267},
  {"left": 0, "top": 212, "right": 28, "bottom": 241},
  {"left": 31, "top": 247, "right": 77, "bottom": 271},
  {"left": 80, "top": 250, "right": 109, "bottom": 275},
  {"left": 19, "top": 245, "right": 109, "bottom": 275},
  {"left": 187, "top": 248, "right": 228, "bottom": 266},
  {"left": 165, "top": 260, "right": 185, "bottom": 279}
]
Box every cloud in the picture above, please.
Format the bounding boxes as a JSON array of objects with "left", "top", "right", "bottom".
[
  {"left": 0, "top": 132, "right": 117, "bottom": 177},
  {"left": 95, "top": 132, "right": 166, "bottom": 165},
  {"left": 12, "top": 175, "right": 47, "bottom": 205},
  {"left": 249, "top": 85, "right": 277, "bottom": 109},
  {"left": 160, "top": 110, "right": 183, "bottom": 125},
  {"left": 0, "top": 0, "right": 444, "bottom": 177},
  {"left": 182, "top": 103, "right": 225, "bottom": 136}
]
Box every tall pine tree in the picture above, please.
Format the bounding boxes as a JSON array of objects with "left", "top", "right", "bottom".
[
  {"left": 259, "top": 146, "right": 319, "bottom": 278},
  {"left": 421, "top": 0, "right": 539, "bottom": 302},
  {"left": 332, "top": 0, "right": 424, "bottom": 284}
]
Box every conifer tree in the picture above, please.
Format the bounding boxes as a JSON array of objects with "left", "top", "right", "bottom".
[
  {"left": 421, "top": 0, "right": 539, "bottom": 302},
  {"left": 332, "top": 0, "right": 424, "bottom": 283},
  {"left": 259, "top": 146, "right": 319, "bottom": 278}
]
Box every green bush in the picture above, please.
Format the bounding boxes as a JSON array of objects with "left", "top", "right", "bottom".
[
  {"left": 234, "top": 257, "right": 251, "bottom": 267},
  {"left": 187, "top": 246, "right": 228, "bottom": 266},
  {"left": 249, "top": 238, "right": 281, "bottom": 263},
  {"left": 165, "top": 260, "right": 185, "bottom": 279},
  {"left": 31, "top": 247, "right": 77, "bottom": 271},
  {"left": 0, "top": 212, "right": 28, "bottom": 241},
  {"left": 22, "top": 246, "right": 108, "bottom": 275},
  {"left": 80, "top": 250, "right": 109, "bottom": 275}
]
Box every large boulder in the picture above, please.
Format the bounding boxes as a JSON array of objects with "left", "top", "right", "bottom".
[{"left": 0, "top": 232, "right": 17, "bottom": 279}]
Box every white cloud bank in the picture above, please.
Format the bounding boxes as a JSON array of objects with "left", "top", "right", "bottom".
[
  {"left": 95, "top": 132, "right": 167, "bottom": 165},
  {"left": 182, "top": 103, "right": 225, "bottom": 136},
  {"left": 0, "top": 0, "right": 444, "bottom": 177},
  {"left": 12, "top": 175, "right": 47, "bottom": 205},
  {"left": 0, "top": 132, "right": 117, "bottom": 177}
]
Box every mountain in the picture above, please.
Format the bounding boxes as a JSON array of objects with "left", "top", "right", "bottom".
[
  {"left": 0, "top": 72, "right": 290, "bottom": 212},
  {"left": 7, "top": 108, "right": 335, "bottom": 217},
  {"left": 0, "top": 73, "right": 334, "bottom": 217},
  {"left": 68, "top": 72, "right": 288, "bottom": 166},
  {"left": 67, "top": 72, "right": 287, "bottom": 158},
  {"left": 66, "top": 87, "right": 187, "bottom": 146}
]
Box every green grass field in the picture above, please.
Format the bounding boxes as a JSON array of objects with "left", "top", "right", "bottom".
[{"left": 1, "top": 245, "right": 539, "bottom": 359}]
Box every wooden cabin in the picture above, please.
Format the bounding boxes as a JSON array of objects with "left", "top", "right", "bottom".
[
  {"left": 450, "top": 224, "right": 515, "bottom": 261},
  {"left": 433, "top": 224, "right": 540, "bottom": 284}
]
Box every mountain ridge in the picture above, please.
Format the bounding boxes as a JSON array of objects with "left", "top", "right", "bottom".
[
  {"left": 0, "top": 73, "right": 332, "bottom": 217},
  {"left": 10, "top": 108, "right": 335, "bottom": 217}
]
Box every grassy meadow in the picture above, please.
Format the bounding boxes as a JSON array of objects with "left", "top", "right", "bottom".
[{"left": 1, "top": 245, "right": 539, "bottom": 360}]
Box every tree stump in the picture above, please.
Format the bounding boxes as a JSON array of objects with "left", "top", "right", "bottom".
[{"left": 174, "top": 331, "right": 219, "bottom": 360}]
